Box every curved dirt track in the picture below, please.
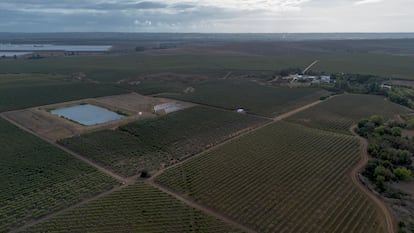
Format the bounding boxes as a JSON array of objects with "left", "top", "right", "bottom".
[{"left": 350, "top": 125, "right": 396, "bottom": 233}]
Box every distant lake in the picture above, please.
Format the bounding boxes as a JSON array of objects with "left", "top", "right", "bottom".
[
  {"left": 0, "top": 52, "right": 32, "bottom": 57},
  {"left": 0, "top": 44, "right": 112, "bottom": 52},
  {"left": 51, "top": 104, "right": 124, "bottom": 126}
]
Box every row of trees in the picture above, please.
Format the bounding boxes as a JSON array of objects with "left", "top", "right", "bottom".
[{"left": 323, "top": 73, "right": 414, "bottom": 109}]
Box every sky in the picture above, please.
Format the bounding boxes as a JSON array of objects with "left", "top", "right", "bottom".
[{"left": 0, "top": 0, "right": 412, "bottom": 33}]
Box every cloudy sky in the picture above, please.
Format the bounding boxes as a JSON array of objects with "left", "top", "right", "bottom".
[{"left": 0, "top": 0, "right": 412, "bottom": 32}]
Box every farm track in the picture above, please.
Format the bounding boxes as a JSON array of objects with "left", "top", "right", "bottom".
[
  {"left": 3, "top": 94, "right": 395, "bottom": 233},
  {"left": 146, "top": 179, "right": 257, "bottom": 233},
  {"left": 1, "top": 113, "right": 140, "bottom": 233},
  {"left": 146, "top": 99, "right": 328, "bottom": 232},
  {"left": 350, "top": 125, "right": 397, "bottom": 233},
  {"left": 302, "top": 60, "right": 319, "bottom": 74},
  {"left": 8, "top": 185, "right": 128, "bottom": 233},
  {"left": 148, "top": 98, "right": 328, "bottom": 182},
  {"left": 0, "top": 113, "right": 129, "bottom": 184}
]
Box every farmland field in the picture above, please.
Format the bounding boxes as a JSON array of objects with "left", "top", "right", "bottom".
[
  {"left": 0, "top": 73, "right": 127, "bottom": 112},
  {"left": 24, "top": 183, "right": 239, "bottom": 233},
  {"left": 0, "top": 40, "right": 414, "bottom": 82},
  {"left": 59, "top": 106, "right": 267, "bottom": 177},
  {"left": 160, "top": 80, "right": 330, "bottom": 117},
  {"left": 287, "top": 94, "right": 412, "bottom": 135},
  {"left": 0, "top": 118, "right": 118, "bottom": 232},
  {"left": 156, "top": 122, "right": 385, "bottom": 233}
]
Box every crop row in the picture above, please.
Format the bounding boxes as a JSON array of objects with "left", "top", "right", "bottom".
[
  {"left": 156, "top": 122, "right": 385, "bottom": 233},
  {"left": 287, "top": 94, "right": 411, "bottom": 135},
  {"left": 59, "top": 106, "right": 267, "bottom": 177},
  {"left": 25, "top": 183, "right": 239, "bottom": 233},
  {"left": 160, "top": 80, "right": 329, "bottom": 117},
  {"left": 0, "top": 119, "right": 118, "bottom": 232},
  {"left": 0, "top": 73, "right": 127, "bottom": 112}
]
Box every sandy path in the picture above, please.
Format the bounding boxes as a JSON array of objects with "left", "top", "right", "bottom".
[
  {"left": 146, "top": 179, "right": 257, "bottom": 233},
  {"left": 147, "top": 99, "right": 327, "bottom": 232},
  {"left": 350, "top": 125, "right": 396, "bottom": 233},
  {"left": 9, "top": 185, "right": 128, "bottom": 233},
  {"left": 302, "top": 60, "right": 319, "bottom": 74},
  {"left": 3, "top": 97, "right": 326, "bottom": 233},
  {"left": 1, "top": 113, "right": 128, "bottom": 184}
]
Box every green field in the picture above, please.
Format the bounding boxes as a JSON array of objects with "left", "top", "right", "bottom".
[
  {"left": 160, "top": 80, "right": 329, "bottom": 117},
  {"left": 312, "top": 53, "right": 414, "bottom": 80},
  {"left": 25, "top": 183, "right": 239, "bottom": 233},
  {"left": 156, "top": 122, "right": 384, "bottom": 233},
  {"left": 0, "top": 118, "right": 118, "bottom": 232},
  {"left": 0, "top": 73, "right": 127, "bottom": 112},
  {"left": 59, "top": 106, "right": 267, "bottom": 177},
  {"left": 287, "top": 94, "right": 412, "bottom": 135},
  {"left": 0, "top": 54, "right": 312, "bottom": 82},
  {"left": 2, "top": 42, "right": 413, "bottom": 232},
  {"left": 1, "top": 52, "right": 413, "bottom": 83}
]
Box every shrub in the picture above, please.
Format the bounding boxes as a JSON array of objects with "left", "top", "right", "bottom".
[{"left": 394, "top": 167, "right": 412, "bottom": 181}]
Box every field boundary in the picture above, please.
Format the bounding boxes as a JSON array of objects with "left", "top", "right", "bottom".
[
  {"left": 149, "top": 98, "right": 328, "bottom": 181},
  {"left": 146, "top": 99, "right": 328, "bottom": 232},
  {"left": 0, "top": 113, "right": 129, "bottom": 184},
  {"left": 350, "top": 125, "right": 397, "bottom": 233},
  {"left": 9, "top": 185, "right": 129, "bottom": 233},
  {"left": 146, "top": 180, "right": 257, "bottom": 233},
  {"left": 3, "top": 97, "right": 326, "bottom": 233}
]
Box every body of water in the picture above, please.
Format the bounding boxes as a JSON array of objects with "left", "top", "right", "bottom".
[
  {"left": 0, "top": 52, "right": 32, "bottom": 57},
  {"left": 0, "top": 44, "right": 112, "bottom": 52},
  {"left": 51, "top": 104, "right": 124, "bottom": 126}
]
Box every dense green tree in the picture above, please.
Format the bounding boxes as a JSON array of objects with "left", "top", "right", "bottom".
[
  {"left": 391, "top": 127, "right": 403, "bottom": 137},
  {"left": 370, "top": 115, "right": 384, "bottom": 126},
  {"left": 394, "top": 167, "right": 412, "bottom": 181}
]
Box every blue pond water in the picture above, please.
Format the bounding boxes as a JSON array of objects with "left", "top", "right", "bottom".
[{"left": 51, "top": 104, "right": 124, "bottom": 126}]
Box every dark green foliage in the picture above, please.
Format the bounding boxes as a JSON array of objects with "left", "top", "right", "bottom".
[
  {"left": 0, "top": 119, "right": 117, "bottom": 232},
  {"left": 394, "top": 168, "right": 412, "bottom": 181},
  {"left": 329, "top": 73, "right": 385, "bottom": 94},
  {"left": 358, "top": 115, "right": 414, "bottom": 192},
  {"left": 276, "top": 67, "right": 302, "bottom": 76},
  {"left": 387, "top": 88, "right": 414, "bottom": 109},
  {"left": 370, "top": 115, "right": 384, "bottom": 126},
  {"left": 26, "top": 183, "right": 238, "bottom": 233},
  {"left": 288, "top": 94, "right": 410, "bottom": 135},
  {"left": 59, "top": 106, "right": 267, "bottom": 177}
]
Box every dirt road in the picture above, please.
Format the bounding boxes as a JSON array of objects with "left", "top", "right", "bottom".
[
  {"left": 0, "top": 113, "right": 128, "bottom": 184},
  {"left": 9, "top": 185, "right": 127, "bottom": 233},
  {"left": 350, "top": 125, "right": 396, "bottom": 233},
  {"left": 302, "top": 60, "right": 319, "bottom": 74},
  {"left": 146, "top": 179, "right": 257, "bottom": 233},
  {"left": 3, "top": 97, "right": 326, "bottom": 233},
  {"left": 146, "top": 99, "right": 328, "bottom": 232}
]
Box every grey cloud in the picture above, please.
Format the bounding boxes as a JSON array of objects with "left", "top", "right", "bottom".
[
  {"left": 134, "top": 1, "right": 167, "bottom": 9},
  {"left": 0, "top": 0, "right": 412, "bottom": 33}
]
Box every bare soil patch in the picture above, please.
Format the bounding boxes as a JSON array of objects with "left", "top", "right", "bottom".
[
  {"left": 390, "top": 181, "right": 414, "bottom": 196},
  {"left": 402, "top": 129, "right": 414, "bottom": 138},
  {"left": 4, "top": 93, "right": 194, "bottom": 141}
]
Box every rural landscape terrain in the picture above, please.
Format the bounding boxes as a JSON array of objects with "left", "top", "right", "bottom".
[{"left": 1, "top": 33, "right": 414, "bottom": 233}]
